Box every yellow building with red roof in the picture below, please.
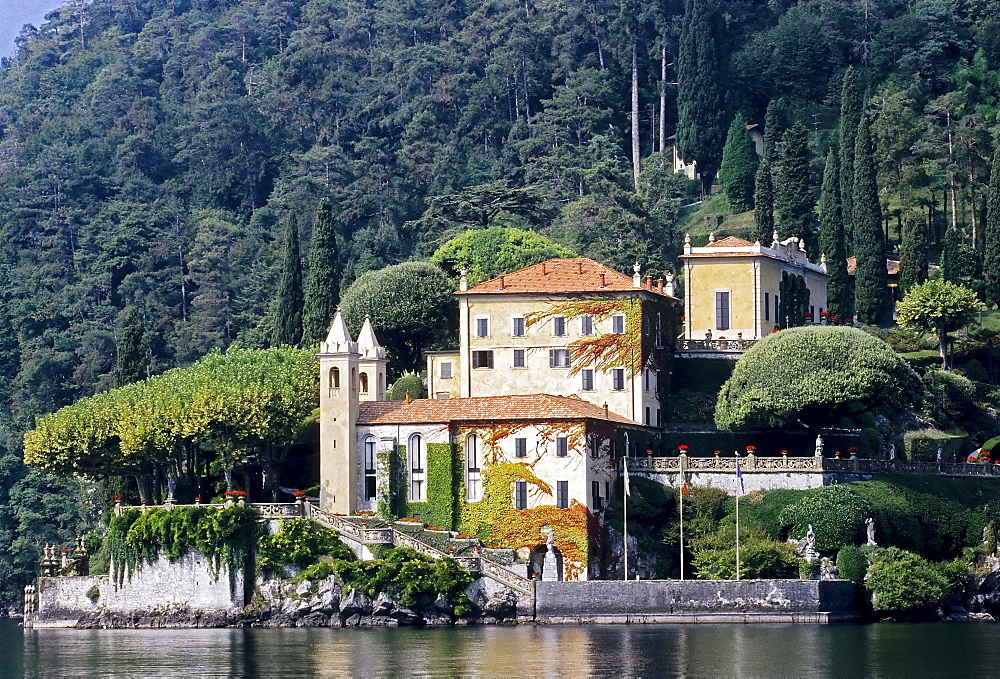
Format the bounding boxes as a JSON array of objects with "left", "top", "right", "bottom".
[
  {"left": 678, "top": 232, "right": 829, "bottom": 355},
  {"left": 318, "top": 257, "right": 676, "bottom": 580}
]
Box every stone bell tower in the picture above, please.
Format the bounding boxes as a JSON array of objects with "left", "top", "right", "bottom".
[
  {"left": 319, "top": 310, "right": 359, "bottom": 515},
  {"left": 356, "top": 315, "right": 387, "bottom": 402}
]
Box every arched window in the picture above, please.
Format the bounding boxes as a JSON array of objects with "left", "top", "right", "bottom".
[
  {"left": 364, "top": 436, "right": 377, "bottom": 500},
  {"left": 360, "top": 372, "right": 369, "bottom": 394},
  {"left": 409, "top": 434, "right": 425, "bottom": 502},
  {"left": 378, "top": 372, "right": 385, "bottom": 397},
  {"left": 329, "top": 366, "right": 340, "bottom": 389},
  {"left": 466, "top": 435, "right": 482, "bottom": 502},
  {"left": 351, "top": 367, "right": 358, "bottom": 396}
]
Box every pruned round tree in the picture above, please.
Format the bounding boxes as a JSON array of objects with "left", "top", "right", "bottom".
[
  {"left": 430, "top": 226, "right": 575, "bottom": 286},
  {"left": 715, "top": 326, "right": 922, "bottom": 432},
  {"left": 896, "top": 278, "right": 981, "bottom": 369},
  {"left": 340, "top": 262, "right": 456, "bottom": 374}
]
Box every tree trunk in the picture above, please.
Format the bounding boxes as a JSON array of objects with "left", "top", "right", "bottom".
[
  {"left": 969, "top": 150, "right": 979, "bottom": 248},
  {"left": 939, "top": 329, "right": 949, "bottom": 369},
  {"left": 631, "top": 40, "right": 640, "bottom": 191},
  {"left": 659, "top": 45, "right": 667, "bottom": 167}
]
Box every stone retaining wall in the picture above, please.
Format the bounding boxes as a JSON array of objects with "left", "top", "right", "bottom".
[{"left": 534, "top": 579, "right": 858, "bottom": 624}]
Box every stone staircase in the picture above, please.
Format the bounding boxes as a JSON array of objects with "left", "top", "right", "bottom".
[{"left": 304, "top": 505, "right": 535, "bottom": 597}]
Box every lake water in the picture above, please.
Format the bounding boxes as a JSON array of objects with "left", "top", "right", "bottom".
[{"left": 4, "top": 617, "right": 1000, "bottom": 677}]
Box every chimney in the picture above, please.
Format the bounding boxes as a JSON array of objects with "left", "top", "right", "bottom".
[
  {"left": 633, "top": 263, "right": 641, "bottom": 288},
  {"left": 599, "top": 273, "right": 606, "bottom": 288},
  {"left": 542, "top": 262, "right": 547, "bottom": 275},
  {"left": 603, "top": 402, "right": 609, "bottom": 418},
  {"left": 499, "top": 275, "right": 505, "bottom": 289},
  {"left": 577, "top": 261, "right": 583, "bottom": 275},
  {"left": 646, "top": 275, "right": 653, "bottom": 290},
  {"left": 657, "top": 278, "right": 664, "bottom": 294},
  {"left": 404, "top": 390, "right": 412, "bottom": 404},
  {"left": 459, "top": 267, "right": 469, "bottom": 292}
]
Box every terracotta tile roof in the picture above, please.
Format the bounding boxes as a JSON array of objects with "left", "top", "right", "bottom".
[
  {"left": 845, "top": 257, "right": 900, "bottom": 276},
  {"left": 357, "top": 393, "right": 642, "bottom": 426},
  {"left": 459, "top": 257, "right": 675, "bottom": 298},
  {"left": 704, "top": 236, "right": 754, "bottom": 248}
]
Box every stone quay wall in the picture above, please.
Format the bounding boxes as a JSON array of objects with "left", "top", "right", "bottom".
[
  {"left": 534, "top": 579, "right": 858, "bottom": 624},
  {"left": 31, "top": 551, "right": 244, "bottom": 628}
]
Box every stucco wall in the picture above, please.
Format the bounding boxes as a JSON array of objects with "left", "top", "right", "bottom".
[
  {"left": 535, "top": 579, "right": 858, "bottom": 623},
  {"left": 32, "top": 551, "right": 244, "bottom": 627}
]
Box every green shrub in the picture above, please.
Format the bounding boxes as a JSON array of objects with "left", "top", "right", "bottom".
[
  {"left": 777, "top": 485, "right": 872, "bottom": 551},
  {"left": 835, "top": 545, "right": 867, "bottom": 585},
  {"left": 867, "top": 547, "right": 949, "bottom": 613},
  {"left": 902, "top": 429, "right": 966, "bottom": 462},
  {"left": 257, "top": 518, "right": 355, "bottom": 574},
  {"left": 387, "top": 374, "right": 424, "bottom": 400},
  {"left": 85, "top": 585, "right": 100, "bottom": 600},
  {"left": 690, "top": 526, "right": 800, "bottom": 580}
]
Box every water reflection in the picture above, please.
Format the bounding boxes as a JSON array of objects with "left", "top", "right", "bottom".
[{"left": 10, "top": 620, "right": 1000, "bottom": 677}]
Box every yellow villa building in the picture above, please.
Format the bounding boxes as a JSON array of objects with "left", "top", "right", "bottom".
[{"left": 678, "top": 232, "right": 829, "bottom": 356}]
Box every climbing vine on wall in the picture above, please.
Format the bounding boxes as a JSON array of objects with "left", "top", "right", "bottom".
[
  {"left": 404, "top": 443, "right": 460, "bottom": 529},
  {"left": 107, "top": 505, "right": 258, "bottom": 590},
  {"left": 490, "top": 502, "right": 591, "bottom": 581},
  {"left": 525, "top": 298, "right": 646, "bottom": 377}
]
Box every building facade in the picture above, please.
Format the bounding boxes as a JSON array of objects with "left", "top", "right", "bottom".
[{"left": 678, "top": 233, "right": 829, "bottom": 355}]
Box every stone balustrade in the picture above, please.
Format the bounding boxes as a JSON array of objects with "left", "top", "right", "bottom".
[
  {"left": 627, "top": 454, "right": 1000, "bottom": 477},
  {"left": 677, "top": 337, "right": 758, "bottom": 353}
]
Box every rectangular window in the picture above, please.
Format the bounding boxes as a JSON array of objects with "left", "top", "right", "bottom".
[
  {"left": 515, "top": 438, "right": 527, "bottom": 458},
  {"left": 435, "top": 392, "right": 451, "bottom": 399},
  {"left": 810, "top": 305, "right": 815, "bottom": 323},
  {"left": 514, "top": 481, "right": 527, "bottom": 510},
  {"left": 513, "top": 349, "right": 525, "bottom": 368},
  {"left": 764, "top": 292, "right": 770, "bottom": 321},
  {"left": 553, "top": 316, "right": 566, "bottom": 336},
  {"left": 440, "top": 362, "right": 452, "bottom": 379},
  {"left": 715, "top": 291, "right": 730, "bottom": 330},
  {"left": 549, "top": 349, "right": 570, "bottom": 368},
  {"left": 475, "top": 317, "right": 490, "bottom": 338},
  {"left": 466, "top": 436, "right": 482, "bottom": 502},
  {"left": 556, "top": 481, "right": 569, "bottom": 509},
  {"left": 581, "top": 315, "right": 594, "bottom": 336},
  {"left": 611, "top": 314, "right": 625, "bottom": 334},
  {"left": 644, "top": 369, "right": 650, "bottom": 392},
  {"left": 612, "top": 368, "right": 625, "bottom": 391},
  {"left": 472, "top": 350, "right": 494, "bottom": 369},
  {"left": 656, "top": 408, "right": 661, "bottom": 427},
  {"left": 592, "top": 480, "right": 603, "bottom": 511},
  {"left": 645, "top": 407, "right": 651, "bottom": 426},
  {"left": 512, "top": 316, "right": 525, "bottom": 337},
  {"left": 581, "top": 369, "right": 594, "bottom": 391},
  {"left": 774, "top": 295, "right": 780, "bottom": 325},
  {"left": 556, "top": 437, "right": 568, "bottom": 457}
]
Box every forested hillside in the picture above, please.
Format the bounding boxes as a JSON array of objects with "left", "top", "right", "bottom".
[{"left": 1, "top": 0, "right": 1000, "bottom": 607}]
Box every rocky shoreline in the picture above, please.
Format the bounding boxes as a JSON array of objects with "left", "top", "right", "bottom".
[{"left": 43, "top": 575, "right": 524, "bottom": 629}]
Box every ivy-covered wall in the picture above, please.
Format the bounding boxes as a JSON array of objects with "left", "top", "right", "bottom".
[{"left": 380, "top": 443, "right": 461, "bottom": 530}]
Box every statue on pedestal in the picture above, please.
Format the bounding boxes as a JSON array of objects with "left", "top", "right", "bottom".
[{"left": 866, "top": 517, "right": 877, "bottom": 546}]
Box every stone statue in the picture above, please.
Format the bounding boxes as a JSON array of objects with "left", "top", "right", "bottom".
[
  {"left": 805, "top": 525, "right": 816, "bottom": 552},
  {"left": 814, "top": 435, "right": 824, "bottom": 457},
  {"left": 866, "top": 517, "right": 877, "bottom": 546},
  {"left": 795, "top": 525, "right": 819, "bottom": 561}
]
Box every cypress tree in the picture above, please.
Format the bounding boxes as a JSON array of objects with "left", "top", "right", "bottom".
[
  {"left": 719, "top": 113, "right": 759, "bottom": 213},
  {"left": 762, "top": 98, "right": 784, "bottom": 163},
  {"left": 853, "top": 115, "right": 891, "bottom": 326},
  {"left": 752, "top": 160, "right": 775, "bottom": 245},
  {"left": 676, "top": 0, "right": 725, "bottom": 196},
  {"left": 776, "top": 122, "right": 816, "bottom": 253},
  {"left": 818, "top": 150, "right": 852, "bottom": 321},
  {"left": 271, "top": 213, "right": 304, "bottom": 347},
  {"left": 897, "top": 211, "right": 928, "bottom": 296},
  {"left": 302, "top": 198, "right": 341, "bottom": 344},
  {"left": 839, "top": 68, "right": 863, "bottom": 247},
  {"left": 111, "top": 307, "right": 148, "bottom": 388},
  {"left": 985, "top": 144, "right": 1000, "bottom": 307}
]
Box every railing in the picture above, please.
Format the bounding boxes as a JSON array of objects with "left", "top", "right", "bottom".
[
  {"left": 627, "top": 454, "right": 1000, "bottom": 477},
  {"left": 677, "top": 337, "right": 757, "bottom": 353},
  {"left": 479, "top": 558, "right": 534, "bottom": 595}
]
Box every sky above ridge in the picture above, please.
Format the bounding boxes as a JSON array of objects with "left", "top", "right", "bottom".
[{"left": 0, "top": 0, "right": 64, "bottom": 57}]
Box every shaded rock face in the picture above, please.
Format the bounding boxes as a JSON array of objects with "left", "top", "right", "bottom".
[{"left": 73, "top": 575, "right": 522, "bottom": 629}]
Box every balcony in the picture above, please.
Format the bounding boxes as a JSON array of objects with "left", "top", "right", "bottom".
[{"left": 676, "top": 337, "right": 758, "bottom": 355}]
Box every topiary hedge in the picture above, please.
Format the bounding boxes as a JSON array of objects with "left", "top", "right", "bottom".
[{"left": 776, "top": 485, "right": 872, "bottom": 551}]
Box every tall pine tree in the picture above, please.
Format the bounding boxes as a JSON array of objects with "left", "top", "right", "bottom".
[
  {"left": 676, "top": 0, "right": 725, "bottom": 196},
  {"left": 853, "top": 115, "right": 891, "bottom": 325},
  {"left": 985, "top": 144, "right": 1000, "bottom": 307},
  {"left": 839, "top": 67, "right": 864, "bottom": 247},
  {"left": 898, "top": 211, "right": 928, "bottom": 296},
  {"left": 271, "top": 213, "right": 304, "bottom": 346},
  {"left": 752, "top": 160, "right": 775, "bottom": 244},
  {"left": 111, "top": 307, "right": 148, "bottom": 388},
  {"left": 719, "top": 113, "right": 759, "bottom": 213},
  {"left": 302, "top": 198, "right": 341, "bottom": 344},
  {"left": 776, "top": 122, "right": 816, "bottom": 253},
  {"left": 762, "top": 98, "right": 784, "bottom": 163},
  {"left": 818, "top": 151, "right": 851, "bottom": 321}
]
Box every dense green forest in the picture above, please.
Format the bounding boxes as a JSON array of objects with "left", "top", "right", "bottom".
[{"left": 2, "top": 0, "right": 1000, "bottom": 607}]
